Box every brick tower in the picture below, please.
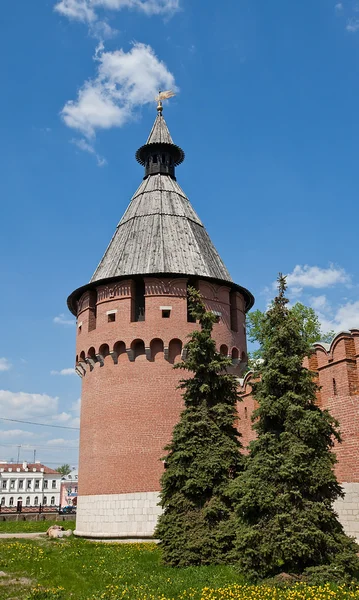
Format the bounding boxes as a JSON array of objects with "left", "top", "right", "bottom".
[{"left": 67, "top": 103, "right": 254, "bottom": 538}]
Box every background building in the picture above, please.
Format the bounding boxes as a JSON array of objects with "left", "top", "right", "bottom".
[
  {"left": 0, "top": 462, "right": 61, "bottom": 510},
  {"left": 68, "top": 103, "right": 254, "bottom": 538},
  {"left": 60, "top": 469, "right": 78, "bottom": 507}
]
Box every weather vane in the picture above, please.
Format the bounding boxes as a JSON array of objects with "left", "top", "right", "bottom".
[{"left": 155, "top": 90, "right": 176, "bottom": 113}]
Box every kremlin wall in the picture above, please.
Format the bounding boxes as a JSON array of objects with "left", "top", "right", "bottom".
[
  {"left": 68, "top": 103, "right": 359, "bottom": 540},
  {"left": 238, "top": 329, "right": 359, "bottom": 540}
]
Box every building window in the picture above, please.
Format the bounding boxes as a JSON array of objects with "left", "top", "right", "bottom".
[
  {"left": 34, "top": 496, "right": 38, "bottom": 506},
  {"left": 35, "top": 480, "right": 40, "bottom": 489},
  {"left": 333, "top": 378, "right": 338, "bottom": 396},
  {"left": 26, "top": 497, "right": 30, "bottom": 506},
  {"left": 107, "top": 312, "right": 116, "bottom": 323},
  {"left": 43, "top": 496, "right": 47, "bottom": 505},
  {"left": 52, "top": 480, "right": 56, "bottom": 489},
  {"left": 244, "top": 407, "right": 248, "bottom": 419},
  {"left": 44, "top": 480, "right": 48, "bottom": 489},
  {"left": 51, "top": 496, "right": 55, "bottom": 506},
  {"left": 162, "top": 309, "right": 171, "bottom": 319},
  {"left": 1, "top": 497, "right": 4, "bottom": 506},
  {"left": 133, "top": 278, "right": 145, "bottom": 322},
  {"left": 78, "top": 324, "right": 82, "bottom": 334},
  {"left": 152, "top": 155, "right": 157, "bottom": 164},
  {"left": 27, "top": 480, "right": 32, "bottom": 490},
  {"left": 9, "top": 497, "right": 14, "bottom": 507},
  {"left": 10, "top": 480, "right": 15, "bottom": 490},
  {"left": 18, "top": 480, "right": 24, "bottom": 490},
  {"left": 2, "top": 480, "right": 7, "bottom": 490}
]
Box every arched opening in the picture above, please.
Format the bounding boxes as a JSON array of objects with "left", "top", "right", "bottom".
[
  {"left": 187, "top": 278, "right": 198, "bottom": 323},
  {"left": 333, "top": 378, "right": 338, "bottom": 396},
  {"left": 75, "top": 354, "right": 78, "bottom": 363},
  {"left": 231, "top": 348, "right": 239, "bottom": 360},
  {"left": 99, "top": 343, "right": 110, "bottom": 358},
  {"left": 9, "top": 497, "right": 14, "bottom": 507},
  {"left": 43, "top": 496, "right": 47, "bottom": 506},
  {"left": 1, "top": 497, "right": 5, "bottom": 506},
  {"left": 220, "top": 344, "right": 228, "bottom": 356},
  {"left": 87, "top": 347, "right": 96, "bottom": 360},
  {"left": 114, "top": 341, "right": 126, "bottom": 361},
  {"left": 80, "top": 351, "right": 86, "bottom": 361},
  {"left": 26, "top": 496, "right": 30, "bottom": 506},
  {"left": 51, "top": 496, "right": 55, "bottom": 506},
  {"left": 132, "top": 339, "right": 145, "bottom": 360},
  {"left": 34, "top": 496, "right": 38, "bottom": 506},
  {"left": 168, "top": 339, "right": 182, "bottom": 364},
  {"left": 150, "top": 338, "right": 164, "bottom": 361}
]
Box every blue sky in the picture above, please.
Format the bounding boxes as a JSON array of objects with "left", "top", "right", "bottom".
[{"left": 1, "top": 0, "right": 358, "bottom": 468}]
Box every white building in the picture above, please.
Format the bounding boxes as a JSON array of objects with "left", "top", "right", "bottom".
[{"left": 0, "top": 462, "right": 62, "bottom": 510}]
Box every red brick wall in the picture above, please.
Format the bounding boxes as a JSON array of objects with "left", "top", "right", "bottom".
[
  {"left": 239, "top": 330, "right": 359, "bottom": 483},
  {"left": 75, "top": 277, "right": 248, "bottom": 496}
]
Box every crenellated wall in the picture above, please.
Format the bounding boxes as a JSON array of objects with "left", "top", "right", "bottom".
[
  {"left": 239, "top": 329, "right": 359, "bottom": 539},
  {"left": 73, "top": 275, "right": 248, "bottom": 538}
]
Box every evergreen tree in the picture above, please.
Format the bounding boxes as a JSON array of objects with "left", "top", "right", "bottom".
[
  {"left": 230, "top": 275, "right": 359, "bottom": 582},
  {"left": 155, "top": 288, "right": 242, "bottom": 566}
]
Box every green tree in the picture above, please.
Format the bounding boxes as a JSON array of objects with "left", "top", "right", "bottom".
[
  {"left": 155, "top": 288, "right": 242, "bottom": 566},
  {"left": 247, "top": 302, "right": 334, "bottom": 369},
  {"left": 56, "top": 464, "right": 71, "bottom": 475},
  {"left": 230, "top": 275, "right": 359, "bottom": 582}
]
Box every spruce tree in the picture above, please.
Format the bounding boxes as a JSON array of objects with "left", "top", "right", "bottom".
[
  {"left": 231, "top": 275, "right": 359, "bottom": 582},
  {"left": 155, "top": 288, "right": 242, "bottom": 566}
]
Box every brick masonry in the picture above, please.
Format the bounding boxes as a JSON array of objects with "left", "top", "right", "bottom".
[{"left": 74, "top": 276, "right": 248, "bottom": 537}]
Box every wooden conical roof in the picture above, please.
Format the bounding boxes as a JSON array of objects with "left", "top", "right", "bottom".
[{"left": 67, "top": 108, "right": 254, "bottom": 314}]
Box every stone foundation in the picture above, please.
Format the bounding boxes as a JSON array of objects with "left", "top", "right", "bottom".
[
  {"left": 334, "top": 482, "right": 359, "bottom": 541},
  {"left": 75, "top": 484, "right": 359, "bottom": 541},
  {"left": 74, "top": 491, "right": 161, "bottom": 538}
]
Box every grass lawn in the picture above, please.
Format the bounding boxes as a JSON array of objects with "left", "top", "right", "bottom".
[
  {"left": 0, "top": 519, "right": 76, "bottom": 533},
  {"left": 1, "top": 537, "right": 359, "bottom": 600}
]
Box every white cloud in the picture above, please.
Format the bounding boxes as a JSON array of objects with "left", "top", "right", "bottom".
[
  {"left": 55, "top": 0, "right": 179, "bottom": 28},
  {"left": 46, "top": 437, "right": 78, "bottom": 446},
  {"left": 0, "top": 358, "right": 12, "bottom": 372},
  {"left": 286, "top": 264, "right": 350, "bottom": 289},
  {"left": 0, "top": 390, "right": 58, "bottom": 420},
  {"left": 346, "top": 18, "right": 359, "bottom": 31},
  {"left": 320, "top": 300, "right": 359, "bottom": 333},
  {"left": 335, "top": 2, "right": 343, "bottom": 11},
  {"left": 71, "top": 137, "right": 107, "bottom": 166},
  {"left": 61, "top": 42, "right": 177, "bottom": 138},
  {"left": 71, "top": 398, "right": 81, "bottom": 415},
  {"left": 50, "top": 368, "right": 76, "bottom": 376},
  {"left": 53, "top": 313, "right": 76, "bottom": 326},
  {"left": 0, "top": 429, "right": 34, "bottom": 439},
  {"left": 310, "top": 295, "right": 329, "bottom": 311}
]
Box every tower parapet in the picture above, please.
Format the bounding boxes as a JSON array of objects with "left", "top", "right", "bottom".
[{"left": 68, "top": 107, "right": 254, "bottom": 538}]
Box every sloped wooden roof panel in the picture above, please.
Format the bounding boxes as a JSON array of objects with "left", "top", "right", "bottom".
[
  {"left": 146, "top": 114, "right": 174, "bottom": 144},
  {"left": 91, "top": 174, "right": 232, "bottom": 283}
]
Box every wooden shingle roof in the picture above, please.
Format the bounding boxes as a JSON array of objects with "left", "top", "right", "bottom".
[{"left": 91, "top": 174, "right": 232, "bottom": 282}]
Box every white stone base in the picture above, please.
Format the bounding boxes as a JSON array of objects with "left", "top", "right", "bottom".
[
  {"left": 75, "top": 483, "right": 359, "bottom": 540},
  {"left": 74, "top": 491, "right": 161, "bottom": 538},
  {"left": 334, "top": 483, "right": 359, "bottom": 541}
]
